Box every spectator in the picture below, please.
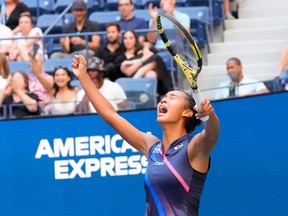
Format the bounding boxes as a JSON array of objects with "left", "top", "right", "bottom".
[
  {"left": 215, "top": 57, "right": 270, "bottom": 99},
  {"left": 76, "top": 56, "right": 128, "bottom": 113},
  {"left": 0, "top": 23, "right": 13, "bottom": 55},
  {"left": 94, "top": 22, "right": 125, "bottom": 82},
  {"left": 50, "top": 0, "right": 101, "bottom": 59},
  {"left": 0, "top": 71, "right": 40, "bottom": 119},
  {"left": 0, "top": 53, "right": 11, "bottom": 91},
  {"left": 8, "top": 13, "right": 44, "bottom": 61},
  {"left": 117, "top": 0, "right": 148, "bottom": 44},
  {"left": 120, "top": 30, "right": 157, "bottom": 78},
  {"left": 43, "top": 67, "right": 80, "bottom": 115},
  {"left": 0, "top": 0, "right": 30, "bottom": 34},
  {"left": 120, "top": 30, "right": 173, "bottom": 96},
  {"left": 146, "top": 0, "right": 190, "bottom": 51}
]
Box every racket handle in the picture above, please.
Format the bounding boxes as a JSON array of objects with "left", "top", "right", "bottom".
[{"left": 192, "top": 91, "right": 209, "bottom": 122}]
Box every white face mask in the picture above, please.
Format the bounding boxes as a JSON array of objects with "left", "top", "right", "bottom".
[{"left": 228, "top": 72, "right": 239, "bottom": 82}]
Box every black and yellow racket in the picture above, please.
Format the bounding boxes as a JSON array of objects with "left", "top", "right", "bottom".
[{"left": 156, "top": 12, "right": 209, "bottom": 121}]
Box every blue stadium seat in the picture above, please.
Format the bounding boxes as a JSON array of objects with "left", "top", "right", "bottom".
[
  {"left": 25, "top": 0, "right": 55, "bottom": 17},
  {"left": 115, "top": 77, "right": 158, "bottom": 109},
  {"left": 89, "top": 11, "right": 120, "bottom": 30},
  {"left": 103, "top": 0, "right": 118, "bottom": 11},
  {"left": 137, "top": 0, "right": 160, "bottom": 9},
  {"left": 157, "top": 51, "right": 174, "bottom": 71},
  {"left": 9, "top": 61, "right": 30, "bottom": 74},
  {"left": 53, "top": 0, "right": 73, "bottom": 14},
  {"left": 36, "top": 14, "right": 63, "bottom": 35},
  {"left": 185, "top": 0, "right": 224, "bottom": 26},
  {"left": 43, "top": 58, "right": 73, "bottom": 75},
  {"left": 133, "top": 9, "right": 151, "bottom": 24}
]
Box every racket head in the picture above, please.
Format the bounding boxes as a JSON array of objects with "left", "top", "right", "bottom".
[{"left": 156, "top": 12, "right": 202, "bottom": 91}]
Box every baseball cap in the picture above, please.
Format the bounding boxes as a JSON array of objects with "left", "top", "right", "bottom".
[
  {"left": 71, "top": 0, "right": 87, "bottom": 10},
  {"left": 87, "top": 57, "right": 106, "bottom": 73}
]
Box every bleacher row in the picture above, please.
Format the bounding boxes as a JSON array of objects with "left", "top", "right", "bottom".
[{"left": 26, "top": 0, "right": 224, "bottom": 56}]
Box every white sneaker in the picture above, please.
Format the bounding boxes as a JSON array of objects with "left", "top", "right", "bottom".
[{"left": 225, "top": 12, "right": 236, "bottom": 20}]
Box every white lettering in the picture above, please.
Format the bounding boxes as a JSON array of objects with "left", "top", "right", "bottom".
[
  {"left": 75, "top": 137, "right": 89, "bottom": 156},
  {"left": 35, "top": 139, "right": 54, "bottom": 158}
]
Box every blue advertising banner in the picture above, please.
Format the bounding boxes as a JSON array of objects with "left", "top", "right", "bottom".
[{"left": 0, "top": 92, "right": 288, "bottom": 216}]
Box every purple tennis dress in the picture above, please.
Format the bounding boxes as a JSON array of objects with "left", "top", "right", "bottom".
[{"left": 144, "top": 134, "right": 210, "bottom": 216}]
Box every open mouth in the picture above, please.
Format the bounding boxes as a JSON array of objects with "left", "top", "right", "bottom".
[{"left": 159, "top": 105, "right": 167, "bottom": 114}]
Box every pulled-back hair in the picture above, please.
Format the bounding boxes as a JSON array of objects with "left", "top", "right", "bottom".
[{"left": 183, "top": 92, "right": 201, "bottom": 133}]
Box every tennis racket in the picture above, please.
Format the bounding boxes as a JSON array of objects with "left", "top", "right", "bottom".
[{"left": 156, "top": 12, "right": 209, "bottom": 121}]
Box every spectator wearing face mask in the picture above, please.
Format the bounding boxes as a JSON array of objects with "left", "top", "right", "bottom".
[{"left": 214, "top": 57, "right": 269, "bottom": 99}]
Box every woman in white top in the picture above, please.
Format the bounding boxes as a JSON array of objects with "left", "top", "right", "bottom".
[
  {"left": 44, "top": 67, "right": 80, "bottom": 115},
  {"left": 9, "top": 13, "right": 44, "bottom": 61}
]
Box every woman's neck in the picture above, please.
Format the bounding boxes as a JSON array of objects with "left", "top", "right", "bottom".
[{"left": 161, "top": 124, "right": 187, "bottom": 152}]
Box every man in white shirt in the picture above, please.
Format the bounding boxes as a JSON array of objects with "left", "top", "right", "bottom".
[
  {"left": 0, "top": 23, "right": 13, "bottom": 55},
  {"left": 76, "top": 57, "right": 128, "bottom": 113},
  {"left": 215, "top": 57, "right": 270, "bottom": 99}
]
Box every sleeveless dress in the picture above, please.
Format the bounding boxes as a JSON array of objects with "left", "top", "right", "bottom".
[{"left": 144, "top": 134, "right": 210, "bottom": 216}]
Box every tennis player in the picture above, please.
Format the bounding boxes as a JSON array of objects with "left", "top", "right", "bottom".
[{"left": 72, "top": 55, "right": 220, "bottom": 216}]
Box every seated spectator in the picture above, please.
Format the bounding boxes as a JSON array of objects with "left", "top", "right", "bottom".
[
  {"left": 0, "top": 23, "right": 13, "bottom": 55},
  {"left": 0, "top": 71, "right": 40, "bottom": 119},
  {"left": 146, "top": 0, "right": 190, "bottom": 51},
  {"left": 76, "top": 57, "right": 128, "bottom": 113},
  {"left": 43, "top": 67, "right": 80, "bottom": 115},
  {"left": 1, "top": 0, "right": 30, "bottom": 34},
  {"left": 215, "top": 57, "right": 270, "bottom": 99},
  {"left": 8, "top": 13, "right": 44, "bottom": 61},
  {"left": 120, "top": 30, "right": 157, "bottom": 78},
  {"left": 50, "top": 0, "right": 101, "bottom": 59},
  {"left": 94, "top": 22, "right": 126, "bottom": 82},
  {"left": 117, "top": 0, "right": 148, "bottom": 44},
  {"left": 120, "top": 30, "right": 173, "bottom": 96},
  {"left": 0, "top": 53, "right": 11, "bottom": 91}
]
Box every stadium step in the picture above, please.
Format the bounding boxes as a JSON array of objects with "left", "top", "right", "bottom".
[
  {"left": 210, "top": 40, "right": 286, "bottom": 54},
  {"left": 225, "top": 17, "right": 288, "bottom": 30},
  {"left": 239, "top": 6, "right": 288, "bottom": 19},
  {"left": 239, "top": 0, "right": 288, "bottom": 9},
  {"left": 207, "top": 51, "right": 282, "bottom": 65},
  {"left": 223, "top": 27, "right": 288, "bottom": 42}
]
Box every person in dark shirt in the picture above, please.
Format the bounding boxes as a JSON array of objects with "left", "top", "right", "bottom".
[
  {"left": 94, "top": 22, "right": 126, "bottom": 82},
  {"left": 117, "top": 0, "right": 148, "bottom": 44},
  {"left": 1, "top": 0, "right": 30, "bottom": 33},
  {"left": 50, "top": 0, "right": 101, "bottom": 59},
  {"left": 0, "top": 71, "right": 40, "bottom": 119}
]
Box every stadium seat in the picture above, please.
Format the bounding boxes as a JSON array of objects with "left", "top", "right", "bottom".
[
  {"left": 185, "top": 0, "right": 224, "bottom": 26},
  {"left": 115, "top": 77, "right": 158, "bottom": 109},
  {"left": 157, "top": 51, "right": 174, "bottom": 71},
  {"left": 177, "top": 6, "right": 210, "bottom": 49},
  {"left": 103, "top": 0, "right": 118, "bottom": 11},
  {"left": 43, "top": 58, "right": 73, "bottom": 75},
  {"left": 53, "top": 0, "right": 73, "bottom": 14},
  {"left": 89, "top": 11, "right": 120, "bottom": 30},
  {"left": 9, "top": 61, "right": 30, "bottom": 74},
  {"left": 37, "top": 14, "right": 63, "bottom": 35},
  {"left": 133, "top": 9, "right": 151, "bottom": 24},
  {"left": 24, "top": 0, "right": 55, "bottom": 17}
]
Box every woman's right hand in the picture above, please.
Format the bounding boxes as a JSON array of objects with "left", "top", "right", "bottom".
[{"left": 72, "top": 55, "right": 87, "bottom": 78}]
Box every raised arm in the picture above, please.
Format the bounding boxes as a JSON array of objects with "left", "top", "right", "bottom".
[
  {"left": 188, "top": 99, "right": 220, "bottom": 172},
  {"left": 71, "top": 55, "right": 159, "bottom": 156}
]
